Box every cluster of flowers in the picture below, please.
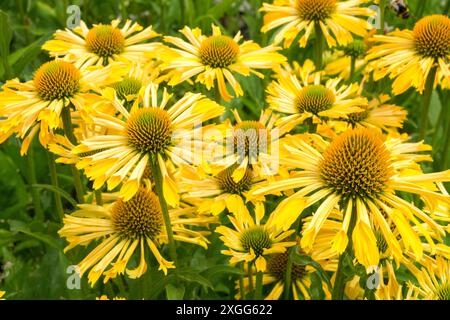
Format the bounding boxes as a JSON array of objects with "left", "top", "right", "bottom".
[{"left": 0, "top": 0, "right": 449, "bottom": 300}]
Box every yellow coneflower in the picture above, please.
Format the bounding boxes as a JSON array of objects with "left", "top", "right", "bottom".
[
  {"left": 0, "top": 60, "right": 114, "bottom": 155},
  {"left": 161, "top": 24, "right": 286, "bottom": 101},
  {"left": 72, "top": 82, "right": 224, "bottom": 204},
  {"left": 216, "top": 108, "right": 299, "bottom": 183},
  {"left": 59, "top": 187, "right": 214, "bottom": 286},
  {"left": 405, "top": 256, "right": 450, "bottom": 300},
  {"left": 43, "top": 19, "right": 160, "bottom": 67},
  {"left": 177, "top": 163, "right": 264, "bottom": 217},
  {"left": 216, "top": 202, "right": 297, "bottom": 271},
  {"left": 0, "top": 291, "right": 5, "bottom": 299},
  {"left": 250, "top": 128, "right": 450, "bottom": 269},
  {"left": 317, "top": 94, "right": 407, "bottom": 137},
  {"left": 367, "top": 14, "right": 450, "bottom": 94},
  {"left": 96, "top": 295, "right": 126, "bottom": 300},
  {"left": 375, "top": 261, "right": 418, "bottom": 300},
  {"left": 267, "top": 61, "right": 367, "bottom": 126},
  {"left": 260, "top": 0, "right": 374, "bottom": 48}
]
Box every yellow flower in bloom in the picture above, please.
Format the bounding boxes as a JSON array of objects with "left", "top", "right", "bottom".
[
  {"left": 72, "top": 83, "right": 224, "bottom": 203},
  {"left": 161, "top": 24, "right": 286, "bottom": 101},
  {"left": 0, "top": 60, "right": 114, "bottom": 155},
  {"left": 216, "top": 202, "right": 296, "bottom": 272},
  {"left": 317, "top": 94, "right": 407, "bottom": 137},
  {"left": 59, "top": 187, "right": 214, "bottom": 286},
  {"left": 0, "top": 291, "right": 4, "bottom": 299},
  {"left": 250, "top": 128, "right": 450, "bottom": 269},
  {"left": 43, "top": 20, "right": 160, "bottom": 67},
  {"left": 177, "top": 163, "right": 264, "bottom": 216},
  {"left": 260, "top": 0, "right": 374, "bottom": 48},
  {"left": 267, "top": 61, "right": 367, "bottom": 125},
  {"left": 367, "top": 15, "right": 450, "bottom": 94},
  {"left": 405, "top": 256, "right": 450, "bottom": 300},
  {"left": 217, "top": 108, "right": 299, "bottom": 183}
]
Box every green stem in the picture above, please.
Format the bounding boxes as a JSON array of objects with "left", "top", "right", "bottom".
[
  {"left": 254, "top": 271, "right": 263, "bottom": 300},
  {"left": 94, "top": 189, "right": 103, "bottom": 206},
  {"left": 247, "top": 261, "right": 254, "bottom": 297},
  {"left": 419, "top": 66, "right": 438, "bottom": 141},
  {"left": 239, "top": 262, "right": 246, "bottom": 300},
  {"left": 416, "top": 0, "right": 427, "bottom": 18},
  {"left": 332, "top": 202, "right": 357, "bottom": 300},
  {"left": 283, "top": 218, "right": 301, "bottom": 300},
  {"left": 149, "top": 157, "right": 178, "bottom": 265},
  {"left": 61, "top": 106, "right": 84, "bottom": 203},
  {"left": 350, "top": 56, "right": 356, "bottom": 82},
  {"left": 48, "top": 152, "right": 64, "bottom": 221},
  {"left": 314, "top": 23, "right": 323, "bottom": 69},
  {"left": 26, "top": 146, "right": 44, "bottom": 221}
]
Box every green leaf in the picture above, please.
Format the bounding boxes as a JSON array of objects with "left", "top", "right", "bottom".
[
  {"left": 33, "top": 183, "right": 78, "bottom": 208},
  {"left": 9, "top": 221, "right": 62, "bottom": 250},
  {"left": 166, "top": 284, "right": 185, "bottom": 300},
  {"left": 8, "top": 34, "right": 50, "bottom": 76},
  {"left": 201, "top": 265, "right": 245, "bottom": 278},
  {"left": 290, "top": 248, "right": 333, "bottom": 291},
  {"left": 0, "top": 10, "right": 12, "bottom": 79},
  {"left": 177, "top": 271, "right": 214, "bottom": 290}
]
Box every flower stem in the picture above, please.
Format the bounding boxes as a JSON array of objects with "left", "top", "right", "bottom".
[
  {"left": 239, "top": 262, "right": 246, "bottom": 300},
  {"left": 283, "top": 218, "right": 301, "bottom": 300},
  {"left": 332, "top": 202, "right": 357, "bottom": 300},
  {"left": 419, "top": 66, "right": 438, "bottom": 141},
  {"left": 149, "top": 157, "right": 178, "bottom": 265},
  {"left": 48, "top": 152, "right": 64, "bottom": 221},
  {"left": 61, "top": 106, "right": 85, "bottom": 203},
  {"left": 350, "top": 56, "right": 356, "bottom": 81},
  {"left": 26, "top": 146, "right": 44, "bottom": 221},
  {"left": 94, "top": 189, "right": 103, "bottom": 206},
  {"left": 254, "top": 271, "right": 263, "bottom": 300},
  {"left": 247, "top": 261, "right": 254, "bottom": 297},
  {"left": 314, "top": 23, "right": 323, "bottom": 69}
]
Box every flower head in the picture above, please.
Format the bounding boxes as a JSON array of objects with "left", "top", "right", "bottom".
[{"left": 161, "top": 25, "right": 286, "bottom": 101}]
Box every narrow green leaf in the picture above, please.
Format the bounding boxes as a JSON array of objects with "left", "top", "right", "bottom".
[
  {"left": 33, "top": 183, "right": 78, "bottom": 208},
  {"left": 291, "top": 249, "right": 333, "bottom": 291},
  {"left": 166, "top": 284, "right": 185, "bottom": 300}
]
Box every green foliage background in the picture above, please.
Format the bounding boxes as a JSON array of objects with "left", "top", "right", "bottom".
[{"left": 0, "top": 0, "right": 448, "bottom": 299}]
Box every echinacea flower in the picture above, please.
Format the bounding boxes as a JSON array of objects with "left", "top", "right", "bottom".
[
  {"left": 72, "top": 83, "right": 224, "bottom": 204},
  {"left": 216, "top": 202, "right": 297, "bottom": 271},
  {"left": 267, "top": 61, "right": 367, "bottom": 126},
  {"left": 367, "top": 14, "right": 450, "bottom": 94},
  {"left": 405, "top": 256, "right": 450, "bottom": 300},
  {"left": 161, "top": 25, "right": 286, "bottom": 101},
  {"left": 250, "top": 128, "right": 450, "bottom": 269},
  {"left": 260, "top": 0, "right": 374, "bottom": 48},
  {"left": 43, "top": 19, "right": 161, "bottom": 67},
  {"left": 0, "top": 60, "right": 114, "bottom": 154},
  {"left": 317, "top": 94, "right": 407, "bottom": 137},
  {"left": 59, "top": 187, "right": 213, "bottom": 286}
]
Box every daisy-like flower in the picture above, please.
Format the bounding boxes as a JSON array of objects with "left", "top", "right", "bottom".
[
  {"left": 177, "top": 163, "right": 262, "bottom": 217},
  {"left": 267, "top": 61, "right": 367, "bottom": 126},
  {"left": 72, "top": 83, "right": 224, "bottom": 204},
  {"left": 405, "top": 256, "right": 450, "bottom": 300},
  {"left": 216, "top": 202, "right": 297, "bottom": 271},
  {"left": 260, "top": 0, "right": 374, "bottom": 48},
  {"left": 43, "top": 20, "right": 161, "bottom": 67},
  {"left": 161, "top": 25, "right": 286, "bottom": 101},
  {"left": 0, "top": 291, "right": 5, "bottom": 299},
  {"left": 250, "top": 128, "right": 450, "bottom": 269},
  {"left": 367, "top": 14, "right": 450, "bottom": 94},
  {"left": 96, "top": 296, "right": 126, "bottom": 300},
  {"left": 317, "top": 94, "right": 407, "bottom": 137},
  {"left": 59, "top": 187, "right": 215, "bottom": 286},
  {"left": 216, "top": 108, "right": 299, "bottom": 183},
  {"left": 0, "top": 60, "right": 114, "bottom": 155},
  {"left": 375, "top": 261, "right": 418, "bottom": 300}
]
